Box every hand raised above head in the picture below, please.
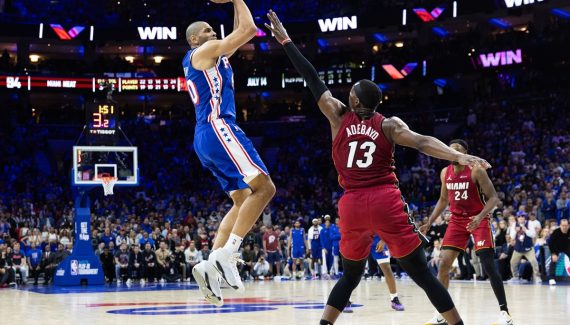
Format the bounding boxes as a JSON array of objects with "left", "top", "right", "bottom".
[{"left": 264, "top": 10, "right": 291, "bottom": 44}]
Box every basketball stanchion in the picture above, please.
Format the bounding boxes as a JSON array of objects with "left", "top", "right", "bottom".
[{"left": 54, "top": 83, "right": 138, "bottom": 286}]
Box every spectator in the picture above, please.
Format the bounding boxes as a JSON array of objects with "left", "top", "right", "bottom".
[
  {"left": 527, "top": 212, "right": 542, "bottom": 235},
  {"left": 199, "top": 243, "right": 211, "bottom": 261},
  {"left": 548, "top": 219, "right": 570, "bottom": 285},
  {"left": 0, "top": 244, "right": 16, "bottom": 287},
  {"left": 114, "top": 243, "right": 130, "bottom": 283},
  {"left": 46, "top": 243, "right": 70, "bottom": 282},
  {"left": 142, "top": 242, "right": 158, "bottom": 282},
  {"left": 428, "top": 239, "right": 443, "bottom": 276},
  {"left": 262, "top": 207, "right": 272, "bottom": 227},
  {"left": 320, "top": 215, "right": 334, "bottom": 278},
  {"left": 495, "top": 219, "right": 508, "bottom": 247},
  {"left": 100, "top": 246, "right": 115, "bottom": 283},
  {"left": 172, "top": 243, "right": 186, "bottom": 281},
  {"left": 9, "top": 242, "right": 28, "bottom": 284},
  {"left": 41, "top": 245, "right": 54, "bottom": 284},
  {"left": 100, "top": 228, "right": 115, "bottom": 248},
  {"left": 155, "top": 241, "right": 171, "bottom": 282},
  {"left": 115, "top": 229, "right": 128, "bottom": 247},
  {"left": 495, "top": 234, "right": 515, "bottom": 280},
  {"left": 27, "top": 241, "right": 43, "bottom": 285},
  {"left": 253, "top": 255, "right": 270, "bottom": 279},
  {"left": 128, "top": 244, "right": 144, "bottom": 283},
  {"left": 240, "top": 244, "right": 255, "bottom": 281},
  {"left": 509, "top": 213, "right": 540, "bottom": 283},
  {"left": 556, "top": 192, "right": 569, "bottom": 222},
  {"left": 139, "top": 232, "right": 154, "bottom": 248},
  {"left": 541, "top": 193, "right": 557, "bottom": 222},
  {"left": 184, "top": 241, "right": 201, "bottom": 281},
  {"left": 262, "top": 225, "right": 280, "bottom": 277}
]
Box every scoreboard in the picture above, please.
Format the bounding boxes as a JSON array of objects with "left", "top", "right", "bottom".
[{"left": 0, "top": 75, "right": 187, "bottom": 92}]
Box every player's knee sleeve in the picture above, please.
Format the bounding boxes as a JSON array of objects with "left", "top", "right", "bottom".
[
  {"left": 398, "top": 247, "right": 455, "bottom": 313},
  {"left": 326, "top": 258, "right": 366, "bottom": 311}
]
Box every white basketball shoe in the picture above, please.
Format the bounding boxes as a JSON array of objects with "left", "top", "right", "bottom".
[
  {"left": 192, "top": 260, "right": 223, "bottom": 306},
  {"left": 209, "top": 247, "right": 245, "bottom": 292},
  {"left": 493, "top": 310, "right": 514, "bottom": 325},
  {"left": 424, "top": 312, "right": 447, "bottom": 325}
]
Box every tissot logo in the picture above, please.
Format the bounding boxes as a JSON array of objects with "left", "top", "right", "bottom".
[
  {"left": 318, "top": 16, "right": 357, "bottom": 32},
  {"left": 504, "top": 0, "right": 543, "bottom": 8},
  {"left": 137, "top": 27, "right": 177, "bottom": 40},
  {"left": 479, "top": 49, "right": 522, "bottom": 68},
  {"left": 50, "top": 24, "right": 85, "bottom": 40},
  {"left": 381, "top": 63, "right": 418, "bottom": 80},
  {"left": 413, "top": 7, "right": 445, "bottom": 22}
]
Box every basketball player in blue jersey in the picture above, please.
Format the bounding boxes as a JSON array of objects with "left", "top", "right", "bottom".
[
  {"left": 288, "top": 219, "right": 308, "bottom": 279},
  {"left": 183, "top": 0, "right": 276, "bottom": 306},
  {"left": 370, "top": 235, "right": 404, "bottom": 311},
  {"left": 308, "top": 218, "right": 323, "bottom": 279}
]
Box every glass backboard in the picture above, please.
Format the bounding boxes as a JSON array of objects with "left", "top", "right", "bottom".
[{"left": 72, "top": 146, "right": 138, "bottom": 186}]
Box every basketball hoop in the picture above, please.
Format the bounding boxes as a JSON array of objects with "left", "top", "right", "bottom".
[{"left": 96, "top": 173, "right": 117, "bottom": 196}]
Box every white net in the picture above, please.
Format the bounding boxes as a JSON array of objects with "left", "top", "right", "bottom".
[{"left": 99, "top": 177, "right": 117, "bottom": 196}]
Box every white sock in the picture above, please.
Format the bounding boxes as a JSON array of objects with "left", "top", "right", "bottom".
[
  {"left": 224, "top": 233, "right": 243, "bottom": 253},
  {"left": 390, "top": 293, "right": 398, "bottom": 300}
]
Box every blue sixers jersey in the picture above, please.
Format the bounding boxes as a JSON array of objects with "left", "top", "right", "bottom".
[
  {"left": 182, "top": 49, "right": 236, "bottom": 124},
  {"left": 181, "top": 47, "right": 269, "bottom": 193},
  {"left": 292, "top": 228, "right": 305, "bottom": 248}
]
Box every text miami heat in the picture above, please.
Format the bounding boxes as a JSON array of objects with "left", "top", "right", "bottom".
[{"left": 446, "top": 182, "right": 470, "bottom": 190}]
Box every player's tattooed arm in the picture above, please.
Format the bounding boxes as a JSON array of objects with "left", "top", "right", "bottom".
[{"left": 265, "top": 10, "right": 347, "bottom": 128}]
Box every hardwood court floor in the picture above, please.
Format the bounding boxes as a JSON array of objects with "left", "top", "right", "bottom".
[{"left": 1, "top": 278, "right": 568, "bottom": 324}]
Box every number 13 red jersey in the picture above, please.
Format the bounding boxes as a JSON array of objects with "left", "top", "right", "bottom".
[
  {"left": 332, "top": 111, "right": 398, "bottom": 190},
  {"left": 445, "top": 165, "right": 485, "bottom": 217}
]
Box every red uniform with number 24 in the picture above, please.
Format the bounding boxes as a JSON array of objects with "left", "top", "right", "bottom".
[
  {"left": 332, "top": 111, "right": 423, "bottom": 261},
  {"left": 441, "top": 164, "right": 494, "bottom": 252}
]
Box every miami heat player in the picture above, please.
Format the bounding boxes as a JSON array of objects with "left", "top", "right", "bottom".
[
  {"left": 266, "top": 10, "right": 490, "bottom": 325},
  {"left": 421, "top": 140, "right": 513, "bottom": 325}
]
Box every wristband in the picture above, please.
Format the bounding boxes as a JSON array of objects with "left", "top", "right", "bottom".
[{"left": 280, "top": 38, "right": 292, "bottom": 46}]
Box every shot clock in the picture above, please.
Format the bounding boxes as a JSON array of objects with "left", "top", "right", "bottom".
[{"left": 86, "top": 102, "right": 118, "bottom": 136}]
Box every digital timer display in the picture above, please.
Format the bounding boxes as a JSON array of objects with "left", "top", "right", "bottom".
[{"left": 86, "top": 102, "right": 118, "bottom": 135}]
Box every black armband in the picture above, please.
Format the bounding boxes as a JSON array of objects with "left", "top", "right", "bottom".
[{"left": 282, "top": 41, "right": 328, "bottom": 101}]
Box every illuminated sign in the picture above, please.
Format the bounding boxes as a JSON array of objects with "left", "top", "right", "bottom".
[
  {"left": 381, "top": 63, "right": 418, "bottom": 80},
  {"left": 87, "top": 103, "right": 118, "bottom": 136},
  {"left": 281, "top": 75, "right": 305, "bottom": 88},
  {"left": 50, "top": 24, "right": 85, "bottom": 40},
  {"left": 478, "top": 49, "right": 522, "bottom": 68},
  {"left": 413, "top": 7, "right": 445, "bottom": 22},
  {"left": 46, "top": 79, "right": 77, "bottom": 88},
  {"left": 0, "top": 76, "right": 183, "bottom": 92},
  {"left": 318, "top": 69, "right": 352, "bottom": 85},
  {"left": 504, "top": 0, "right": 544, "bottom": 8},
  {"left": 137, "top": 26, "right": 177, "bottom": 40},
  {"left": 6, "top": 76, "right": 22, "bottom": 89},
  {"left": 246, "top": 77, "right": 268, "bottom": 87},
  {"left": 318, "top": 16, "right": 357, "bottom": 32}
]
